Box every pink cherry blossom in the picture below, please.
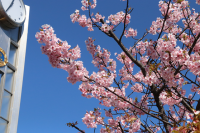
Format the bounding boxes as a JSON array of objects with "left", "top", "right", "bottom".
[
  {"left": 124, "top": 28, "right": 137, "bottom": 38},
  {"left": 36, "top": 0, "right": 200, "bottom": 132}
]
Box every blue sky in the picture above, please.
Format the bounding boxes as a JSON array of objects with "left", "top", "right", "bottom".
[{"left": 17, "top": 0, "right": 200, "bottom": 133}]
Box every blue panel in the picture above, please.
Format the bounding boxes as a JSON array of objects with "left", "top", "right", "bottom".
[
  {"left": 8, "top": 44, "right": 17, "bottom": 66},
  {"left": 4, "top": 67, "right": 14, "bottom": 92},
  {"left": 0, "top": 117, "right": 7, "bottom": 133},
  {"left": 0, "top": 90, "right": 11, "bottom": 120},
  {"left": 10, "top": 27, "right": 19, "bottom": 42}
]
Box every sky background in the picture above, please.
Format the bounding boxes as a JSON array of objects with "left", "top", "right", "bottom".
[{"left": 17, "top": 0, "right": 200, "bottom": 133}]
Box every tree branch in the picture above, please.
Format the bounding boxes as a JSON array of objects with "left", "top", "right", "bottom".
[
  {"left": 119, "top": 0, "right": 129, "bottom": 42},
  {"left": 188, "top": 32, "right": 200, "bottom": 55},
  {"left": 141, "top": 122, "right": 154, "bottom": 133},
  {"left": 151, "top": 84, "right": 170, "bottom": 133},
  {"left": 70, "top": 123, "right": 85, "bottom": 133},
  {"left": 100, "top": 19, "right": 146, "bottom": 77},
  {"left": 118, "top": 122, "right": 125, "bottom": 133},
  {"left": 196, "top": 99, "right": 200, "bottom": 111},
  {"left": 156, "top": 0, "right": 172, "bottom": 46}
]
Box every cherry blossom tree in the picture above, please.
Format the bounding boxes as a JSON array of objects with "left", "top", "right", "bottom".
[{"left": 35, "top": 0, "right": 200, "bottom": 132}]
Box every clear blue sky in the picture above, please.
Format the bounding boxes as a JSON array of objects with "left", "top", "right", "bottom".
[{"left": 17, "top": 0, "right": 200, "bottom": 133}]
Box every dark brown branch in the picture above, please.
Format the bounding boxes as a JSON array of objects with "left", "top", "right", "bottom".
[
  {"left": 129, "top": 31, "right": 149, "bottom": 51},
  {"left": 179, "top": 72, "right": 200, "bottom": 88},
  {"left": 172, "top": 87, "right": 194, "bottom": 113},
  {"left": 174, "top": 14, "right": 200, "bottom": 76},
  {"left": 118, "top": 122, "right": 125, "bottom": 133},
  {"left": 188, "top": 32, "right": 200, "bottom": 55},
  {"left": 156, "top": 0, "right": 172, "bottom": 45},
  {"left": 119, "top": 0, "right": 129, "bottom": 42},
  {"left": 140, "top": 122, "right": 154, "bottom": 133},
  {"left": 181, "top": 99, "right": 193, "bottom": 113},
  {"left": 103, "top": 85, "right": 173, "bottom": 126},
  {"left": 196, "top": 99, "right": 200, "bottom": 111},
  {"left": 71, "top": 124, "right": 85, "bottom": 133},
  {"left": 151, "top": 84, "right": 170, "bottom": 133},
  {"left": 176, "top": 14, "right": 200, "bottom": 39},
  {"left": 84, "top": 75, "right": 173, "bottom": 126},
  {"left": 99, "top": 19, "right": 146, "bottom": 77}
]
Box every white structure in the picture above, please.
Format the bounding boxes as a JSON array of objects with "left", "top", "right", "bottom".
[{"left": 0, "top": 2, "right": 30, "bottom": 133}]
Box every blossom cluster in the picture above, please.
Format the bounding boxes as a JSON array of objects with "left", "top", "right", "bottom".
[
  {"left": 108, "top": 11, "right": 131, "bottom": 25},
  {"left": 70, "top": 9, "right": 131, "bottom": 33},
  {"left": 82, "top": 110, "right": 103, "bottom": 128},
  {"left": 81, "top": 0, "right": 97, "bottom": 10},
  {"left": 124, "top": 28, "right": 137, "bottom": 38},
  {"left": 35, "top": 25, "right": 88, "bottom": 84},
  {"left": 70, "top": 10, "right": 94, "bottom": 31}
]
